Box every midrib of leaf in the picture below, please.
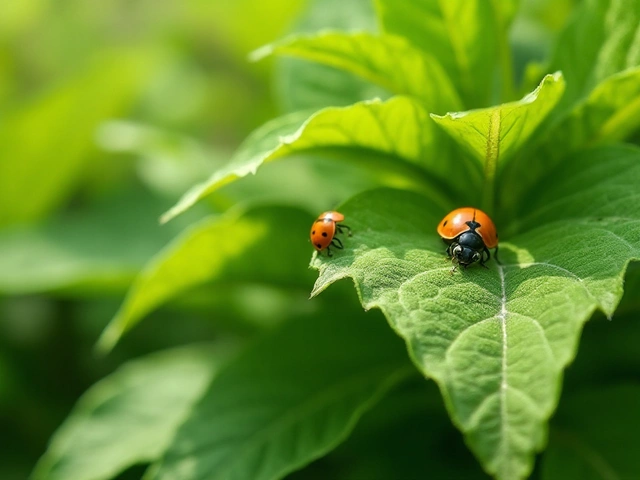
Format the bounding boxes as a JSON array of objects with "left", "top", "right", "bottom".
[
  {"left": 209, "top": 366, "right": 413, "bottom": 479},
  {"left": 497, "top": 265, "right": 510, "bottom": 477},
  {"left": 483, "top": 109, "right": 501, "bottom": 212},
  {"left": 590, "top": 93, "right": 640, "bottom": 144},
  {"left": 551, "top": 429, "right": 620, "bottom": 480}
]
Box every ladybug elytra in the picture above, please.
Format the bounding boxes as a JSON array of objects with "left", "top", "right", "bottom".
[
  {"left": 310, "top": 211, "right": 351, "bottom": 256},
  {"left": 437, "top": 208, "right": 499, "bottom": 269}
]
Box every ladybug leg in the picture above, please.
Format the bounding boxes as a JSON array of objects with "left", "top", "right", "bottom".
[
  {"left": 326, "top": 246, "right": 333, "bottom": 257},
  {"left": 494, "top": 245, "right": 501, "bottom": 264},
  {"left": 331, "top": 238, "right": 344, "bottom": 249},
  {"left": 337, "top": 224, "right": 352, "bottom": 236},
  {"left": 478, "top": 247, "right": 490, "bottom": 269}
]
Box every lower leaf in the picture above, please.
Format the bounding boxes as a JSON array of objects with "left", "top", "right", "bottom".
[{"left": 310, "top": 145, "right": 640, "bottom": 479}]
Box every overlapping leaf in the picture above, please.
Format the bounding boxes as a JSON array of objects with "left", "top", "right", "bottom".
[
  {"left": 98, "top": 206, "right": 315, "bottom": 352},
  {"left": 375, "top": 0, "right": 516, "bottom": 106},
  {"left": 310, "top": 145, "right": 640, "bottom": 479},
  {"left": 32, "top": 345, "right": 233, "bottom": 480},
  {"left": 161, "top": 96, "right": 477, "bottom": 224},
  {"left": 151, "top": 295, "right": 412, "bottom": 480},
  {"left": 543, "top": 385, "right": 640, "bottom": 479},
  {"left": 253, "top": 31, "right": 461, "bottom": 112}
]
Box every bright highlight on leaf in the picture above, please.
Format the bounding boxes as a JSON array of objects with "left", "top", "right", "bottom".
[{"left": 161, "top": 96, "right": 472, "bottom": 224}]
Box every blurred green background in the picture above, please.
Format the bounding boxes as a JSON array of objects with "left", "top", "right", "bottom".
[{"left": 0, "top": 0, "right": 577, "bottom": 478}]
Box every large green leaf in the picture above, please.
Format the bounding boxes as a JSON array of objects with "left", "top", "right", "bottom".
[
  {"left": 161, "top": 96, "right": 476, "bottom": 224},
  {"left": 546, "top": 0, "right": 640, "bottom": 111},
  {"left": 254, "top": 31, "right": 461, "bottom": 113},
  {"left": 98, "top": 205, "right": 315, "bottom": 352},
  {"left": 543, "top": 385, "right": 640, "bottom": 479},
  {"left": 375, "top": 0, "right": 513, "bottom": 107},
  {"left": 310, "top": 144, "right": 640, "bottom": 480},
  {"left": 151, "top": 291, "right": 413, "bottom": 480},
  {"left": 431, "top": 73, "right": 565, "bottom": 211},
  {"left": 32, "top": 344, "right": 233, "bottom": 480}
]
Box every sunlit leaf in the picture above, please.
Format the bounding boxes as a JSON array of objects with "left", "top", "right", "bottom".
[
  {"left": 161, "top": 97, "right": 475, "bottom": 224},
  {"left": 310, "top": 145, "right": 640, "bottom": 480},
  {"left": 254, "top": 31, "right": 461, "bottom": 112},
  {"left": 375, "top": 0, "right": 513, "bottom": 106}
]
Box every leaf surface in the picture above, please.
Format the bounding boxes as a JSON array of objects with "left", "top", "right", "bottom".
[
  {"left": 98, "top": 205, "right": 315, "bottom": 352},
  {"left": 151, "top": 294, "right": 412, "bottom": 480},
  {"left": 375, "top": 0, "right": 510, "bottom": 106},
  {"left": 32, "top": 344, "right": 232, "bottom": 480},
  {"left": 310, "top": 145, "right": 640, "bottom": 480},
  {"left": 254, "top": 31, "right": 461, "bottom": 112},
  {"left": 162, "top": 97, "right": 476, "bottom": 223},
  {"left": 543, "top": 385, "right": 640, "bottom": 480},
  {"left": 546, "top": 0, "right": 640, "bottom": 111}
]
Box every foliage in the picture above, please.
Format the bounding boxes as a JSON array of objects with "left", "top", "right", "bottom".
[{"left": 1, "top": 1, "right": 639, "bottom": 480}]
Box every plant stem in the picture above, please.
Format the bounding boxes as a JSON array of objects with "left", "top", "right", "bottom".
[{"left": 482, "top": 109, "right": 501, "bottom": 214}]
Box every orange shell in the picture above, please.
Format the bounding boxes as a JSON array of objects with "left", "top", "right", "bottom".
[{"left": 437, "top": 207, "right": 498, "bottom": 249}]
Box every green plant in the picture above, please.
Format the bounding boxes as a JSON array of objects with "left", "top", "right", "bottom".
[{"left": 32, "top": 0, "right": 640, "bottom": 479}]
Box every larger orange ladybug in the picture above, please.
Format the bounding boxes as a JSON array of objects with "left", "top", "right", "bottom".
[
  {"left": 310, "top": 211, "right": 351, "bottom": 256},
  {"left": 437, "top": 208, "right": 498, "bottom": 268}
]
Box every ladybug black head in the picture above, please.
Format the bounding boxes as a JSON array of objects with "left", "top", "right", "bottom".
[{"left": 450, "top": 232, "right": 485, "bottom": 267}]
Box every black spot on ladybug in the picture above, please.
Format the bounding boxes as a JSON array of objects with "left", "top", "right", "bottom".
[
  {"left": 443, "top": 220, "right": 448, "bottom": 226},
  {"left": 312, "top": 230, "right": 315, "bottom": 234},
  {"left": 316, "top": 243, "right": 322, "bottom": 249},
  {"left": 322, "top": 232, "right": 328, "bottom": 237}
]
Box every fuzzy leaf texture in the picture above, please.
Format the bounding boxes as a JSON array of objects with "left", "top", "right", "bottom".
[{"left": 310, "top": 145, "right": 640, "bottom": 480}]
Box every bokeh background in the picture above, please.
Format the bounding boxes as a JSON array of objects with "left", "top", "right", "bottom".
[{"left": 0, "top": 1, "right": 578, "bottom": 478}]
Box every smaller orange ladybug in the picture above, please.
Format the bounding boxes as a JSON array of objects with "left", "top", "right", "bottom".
[
  {"left": 310, "top": 211, "right": 352, "bottom": 256},
  {"left": 437, "top": 207, "right": 499, "bottom": 269}
]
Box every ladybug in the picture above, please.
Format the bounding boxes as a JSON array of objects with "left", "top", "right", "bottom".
[
  {"left": 310, "top": 211, "right": 352, "bottom": 256},
  {"left": 437, "top": 208, "right": 499, "bottom": 269}
]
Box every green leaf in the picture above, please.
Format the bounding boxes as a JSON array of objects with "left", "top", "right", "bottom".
[
  {"left": 161, "top": 96, "right": 476, "bottom": 224},
  {"left": 546, "top": 0, "right": 640, "bottom": 111},
  {"left": 253, "top": 31, "right": 462, "bottom": 113},
  {"left": 32, "top": 344, "right": 234, "bottom": 480},
  {"left": 375, "top": 0, "right": 510, "bottom": 106},
  {"left": 543, "top": 385, "right": 640, "bottom": 480},
  {"left": 98, "top": 205, "right": 315, "bottom": 352},
  {"left": 310, "top": 145, "right": 640, "bottom": 480},
  {"left": 274, "top": 0, "right": 381, "bottom": 112},
  {"left": 501, "top": 67, "right": 640, "bottom": 218},
  {"left": 0, "top": 53, "right": 153, "bottom": 227},
  {"left": 431, "top": 72, "right": 565, "bottom": 210},
  {"left": 151, "top": 292, "right": 412, "bottom": 480},
  {"left": 0, "top": 190, "right": 183, "bottom": 295}
]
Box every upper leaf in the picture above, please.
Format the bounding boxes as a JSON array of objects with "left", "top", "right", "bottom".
[
  {"left": 310, "top": 144, "right": 640, "bottom": 480},
  {"left": 546, "top": 0, "right": 640, "bottom": 111},
  {"left": 375, "top": 0, "right": 513, "bottom": 107},
  {"left": 151, "top": 292, "right": 412, "bottom": 480},
  {"left": 161, "top": 96, "right": 477, "bottom": 223},
  {"left": 32, "top": 344, "right": 231, "bottom": 480},
  {"left": 253, "top": 31, "right": 462, "bottom": 113},
  {"left": 431, "top": 73, "right": 565, "bottom": 211}
]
